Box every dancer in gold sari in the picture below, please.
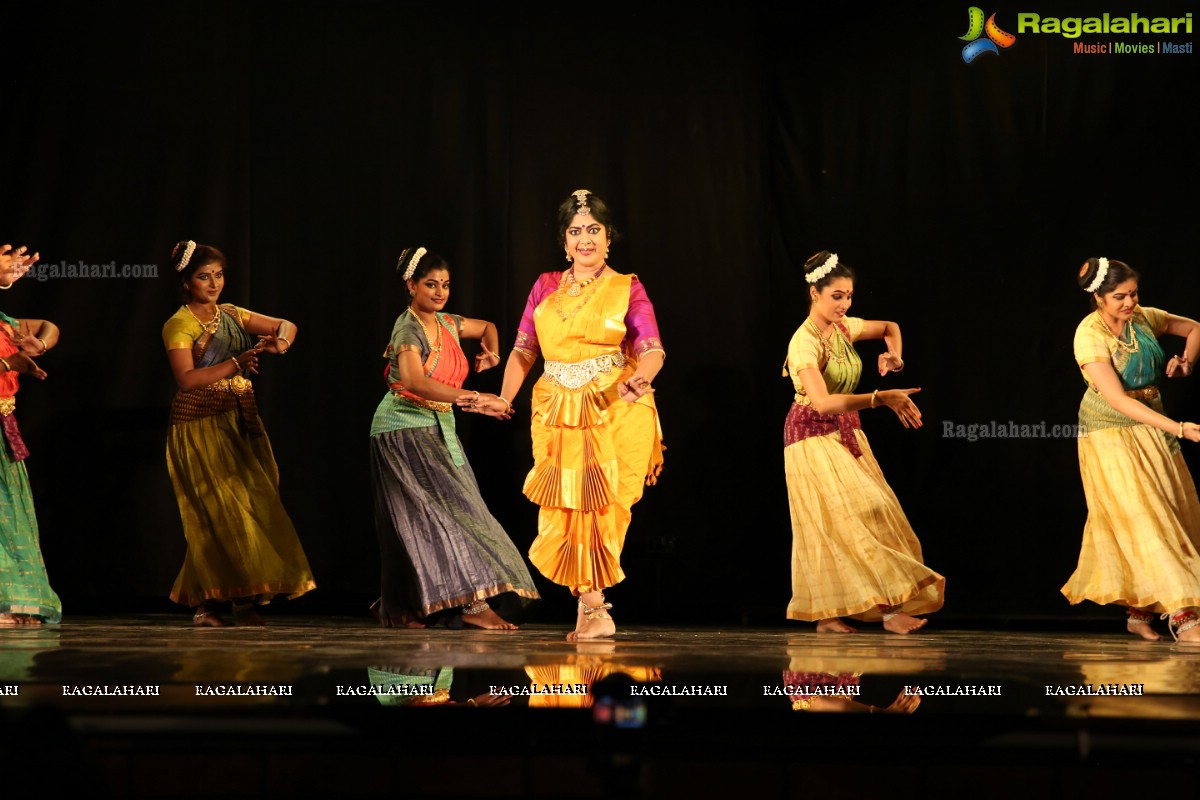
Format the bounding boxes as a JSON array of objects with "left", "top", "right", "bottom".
[
  {"left": 463, "top": 190, "right": 665, "bottom": 639},
  {"left": 163, "top": 241, "right": 314, "bottom": 626},
  {"left": 783, "top": 251, "right": 943, "bottom": 634},
  {"left": 1062, "top": 257, "right": 1200, "bottom": 643}
]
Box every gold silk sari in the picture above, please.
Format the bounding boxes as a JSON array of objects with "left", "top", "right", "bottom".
[{"left": 523, "top": 273, "right": 664, "bottom": 594}]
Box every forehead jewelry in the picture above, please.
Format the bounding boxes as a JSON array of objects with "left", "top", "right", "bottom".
[{"left": 572, "top": 189, "right": 592, "bottom": 216}]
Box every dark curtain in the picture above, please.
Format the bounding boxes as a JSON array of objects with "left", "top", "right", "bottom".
[{"left": 1, "top": 0, "right": 1195, "bottom": 623}]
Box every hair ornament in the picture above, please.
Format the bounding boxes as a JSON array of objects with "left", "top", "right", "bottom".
[
  {"left": 805, "top": 252, "right": 838, "bottom": 285},
  {"left": 174, "top": 240, "right": 197, "bottom": 273},
  {"left": 572, "top": 189, "right": 592, "bottom": 216},
  {"left": 401, "top": 247, "right": 427, "bottom": 281},
  {"left": 1084, "top": 257, "right": 1109, "bottom": 293}
]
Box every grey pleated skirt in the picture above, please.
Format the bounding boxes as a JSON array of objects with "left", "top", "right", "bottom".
[{"left": 371, "top": 425, "right": 539, "bottom": 625}]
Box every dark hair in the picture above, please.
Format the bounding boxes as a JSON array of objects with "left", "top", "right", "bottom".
[
  {"left": 172, "top": 241, "right": 226, "bottom": 301},
  {"left": 555, "top": 189, "right": 621, "bottom": 249},
  {"left": 397, "top": 247, "right": 449, "bottom": 282},
  {"left": 803, "top": 250, "right": 855, "bottom": 293},
  {"left": 1077, "top": 257, "right": 1137, "bottom": 309}
]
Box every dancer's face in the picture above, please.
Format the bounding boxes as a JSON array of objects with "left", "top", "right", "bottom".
[
  {"left": 1096, "top": 278, "right": 1138, "bottom": 323},
  {"left": 809, "top": 278, "right": 854, "bottom": 323},
  {"left": 408, "top": 268, "right": 450, "bottom": 314},
  {"left": 184, "top": 262, "right": 224, "bottom": 305},
  {"left": 564, "top": 213, "right": 609, "bottom": 272}
]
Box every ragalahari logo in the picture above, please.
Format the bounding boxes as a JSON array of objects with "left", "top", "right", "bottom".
[{"left": 960, "top": 7, "right": 1016, "bottom": 63}]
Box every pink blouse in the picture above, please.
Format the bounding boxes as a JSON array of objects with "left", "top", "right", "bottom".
[{"left": 512, "top": 271, "right": 665, "bottom": 360}]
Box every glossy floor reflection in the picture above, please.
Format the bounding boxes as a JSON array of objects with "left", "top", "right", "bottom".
[
  {"left": 4, "top": 617, "right": 1200, "bottom": 799},
  {"left": 2, "top": 615, "right": 1199, "bottom": 718}
]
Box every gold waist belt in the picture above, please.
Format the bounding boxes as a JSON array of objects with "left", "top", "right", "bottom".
[
  {"left": 204, "top": 375, "right": 254, "bottom": 395},
  {"left": 0, "top": 396, "right": 14, "bottom": 416},
  {"left": 1126, "top": 386, "right": 1159, "bottom": 402},
  {"left": 394, "top": 392, "right": 452, "bottom": 413},
  {"left": 542, "top": 352, "right": 627, "bottom": 390}
]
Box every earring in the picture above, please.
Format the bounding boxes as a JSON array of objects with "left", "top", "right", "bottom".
[{"left": 565, "top": 251, "right": 573, "bottom": 262}]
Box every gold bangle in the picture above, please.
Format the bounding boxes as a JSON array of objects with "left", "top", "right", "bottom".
[
  {"left": 871, "top": 389, "right": 879, "bottom": 408},
  {"left": 892, "top": 358, "right": 904, "bottom": 372},
  {"left": 1180, "top": 421, "right": 1185, "bottom": 438},
  {"left": 500, "top": 395, "right": 512, "bottom": 413},
  {"left": 230, "top": 355, "right": 241, "bottom": 371},
  {"left": 277, "top": 335, "right": 291, "bottom": 353},
  {"left": 0, "top": 282, "right": 12, "bottom": 291},
  {"left": 37, "top": 338, "right": 48, "bottom": 354},
  {"left": 0, "top": 357, "right": 11, "bottom": 372}
]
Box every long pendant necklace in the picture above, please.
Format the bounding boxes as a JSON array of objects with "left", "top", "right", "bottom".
[
  {"left": 1097, "top": 311, "right": 1138, "bottom": 354},
  {"left": 409, "top": 307, "right": 442, "bottom": 353},
  {"left": 805, "top": 318, "right": 848, "bottom": 363},
  {"left": 184, "top": 304, "right": 221, "bottom": 335}
]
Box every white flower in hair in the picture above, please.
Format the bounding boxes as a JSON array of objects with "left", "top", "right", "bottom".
[
  {"left": 401, "top": 247, "right": 427, "bottom": 281},
  {"left": 805, "top": 252, "right": 838, "bottom": 285},
  {"left": 1084, "top": 257, "right": 1109, "bottom": 293},
  {"left": 174, "top": 240, "right": 197, "bottom": 272}
]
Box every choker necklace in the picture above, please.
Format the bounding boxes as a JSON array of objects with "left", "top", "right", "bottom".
[
  {"left": 409, "top": 307, "right": 442, "bottom": 353},
  {"left": 184, "top": 304, "right": 221, "bottom": 335},
  {"left": 565, "top": 264, "right": 606, "bottom": 297}
]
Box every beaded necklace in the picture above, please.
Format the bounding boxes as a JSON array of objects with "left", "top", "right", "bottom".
[
  {"left": 1096, "top": 311, "right": 1139, "bottom": 354},
  {"left": 554, "top": 269, "right": 607, "bottom": 322},
  {"left": 564, "top": 264, "right": 606, "bottom": 297}
]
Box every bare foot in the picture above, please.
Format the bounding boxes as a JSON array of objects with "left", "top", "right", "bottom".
[
  {"left": 0, "top": 613, "right": 21, "bottom": 626},
  {"left": 193, "top": 604, "right": 227, "bottom": 627},
  {"left": 1178, "top": 623, "right": 1200, "bottom": 645},
  {"left": 816, "top": 618, "right": 857, "bottom": 634},
  {"left": 1127, "top": 620, "right": 1161, "bottom": 641},
  {"left": 463, "top": 606, "right": 518, "bottom": 630},
  {"left": 880, "top": 690, "right": 922, "bottom": 713},
  {"left": 568, "top": 613, "right": 616, "bottom": 641},
  {"left": 232, "top": 604, "right": 265, "bottom": 627},
  {"left": 568, "top": 595, "right": 615, "bottom": 641},
  {"left": 882, "top": 613, "right": 927, "bottom": 634}
]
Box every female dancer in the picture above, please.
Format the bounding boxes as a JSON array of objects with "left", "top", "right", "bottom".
[
  {"left": 0, "top": 243, "right": 61, "bottom": 626},
  {"left": 371, "top": 247, "right": 538, "bottom": 629},
  {"left": 162, "top": 241, "right": 314, "bottom": 626},
  {"left": 1062, "top": 256, "right": 1200, "bottom": 643},
  {"left": 783, "top": 250, "right": 944, "bottom": 634},
  {"left": 462, "top": 190, "right": 665, "bottom": 640}
]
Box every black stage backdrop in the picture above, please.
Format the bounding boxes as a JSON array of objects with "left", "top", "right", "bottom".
[{"left": 0, "top": 0, "right": 1195, "bottom": 624}]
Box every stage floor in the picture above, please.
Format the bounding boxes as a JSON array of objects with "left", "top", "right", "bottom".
[
  {"left": 2, "top": 615, "right": 1200, "bottom": 714},
  {"left": 3, "top": 617, "right": 1200, "bottom": 798}
]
